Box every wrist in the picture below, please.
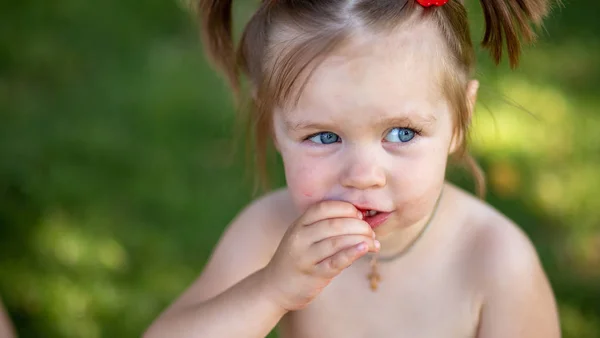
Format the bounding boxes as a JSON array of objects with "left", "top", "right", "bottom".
[{"left": 255, "top": 267, "right": 289, "bottom": 316}]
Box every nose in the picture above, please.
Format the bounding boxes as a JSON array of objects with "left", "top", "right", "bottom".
[{"left": 339, "top": 152, "right": 386, "bottom": 190}]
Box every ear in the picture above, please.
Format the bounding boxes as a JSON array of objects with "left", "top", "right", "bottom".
[
  {"left": 466, "top": 79, "right": 479, "bottom": 123},
  {"left": 449, "top": 79, "right": 479, "bottom": 154}
]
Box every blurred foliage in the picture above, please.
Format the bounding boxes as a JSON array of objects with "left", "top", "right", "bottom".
[{"left": 0, "top": 0, "right": 598, "bottom": 337}]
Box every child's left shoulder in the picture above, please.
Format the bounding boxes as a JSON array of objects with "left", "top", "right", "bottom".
[
  {"left": 448, "top": 183, "right": 542, "bottom": 281},
  {"left": 444, "top": 183, "right": 560, "bottom": 337}
]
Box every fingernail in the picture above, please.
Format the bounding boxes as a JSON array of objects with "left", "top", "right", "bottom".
[
  {"left": 357, "top": 242, "right": 367, "bottom": 251},
  {"left": 357, "top": 211, "right": 363, "bottom": 219},
  {"left": 375, "top": 240, "right": 381, "bottom": 250}
]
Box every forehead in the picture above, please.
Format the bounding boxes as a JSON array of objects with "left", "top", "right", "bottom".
[{"left": 283, "top": 19, "right": 449, "bottom": 123}]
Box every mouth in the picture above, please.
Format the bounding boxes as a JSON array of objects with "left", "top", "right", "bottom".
[
  {"left": 362, "top": 209, "right": 379, "bottom": 217},
  {"left": 356, "top": 208, "right": 392, "bottom": 230}
]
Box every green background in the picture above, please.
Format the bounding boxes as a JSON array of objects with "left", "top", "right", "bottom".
[{"left": 1, "top": 0, "right": 598, "bottom": 336}]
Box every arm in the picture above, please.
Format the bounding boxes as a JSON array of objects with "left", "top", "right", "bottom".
[
  {"left": 145, "top": 191, "right": 379, "bottom": 338},
  {"left": 144, "top": 192, "right": 289, "bottom": 338},
  {"left": 0, "top": 298, "right": 16, "bottom": 338},
  {"left": 475, "top": 224, "right": 560, "bottom": 338},
  {"left": 145, "top": 269, "right": 286, "bottom": 338}
]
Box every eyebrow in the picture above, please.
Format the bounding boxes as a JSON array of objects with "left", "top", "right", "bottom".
[{"left": 286, "top": 113, "right": 437, "bottom": 132}]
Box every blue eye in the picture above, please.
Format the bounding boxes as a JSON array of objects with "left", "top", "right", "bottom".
[
  {"left": 308, "top": 132, "right": 340, "bottom": 144},
  {"left": 385, "top": 128, "right": 415, "bottom": 143}
]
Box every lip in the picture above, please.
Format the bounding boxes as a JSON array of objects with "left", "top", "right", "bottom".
[
  {"left": 355, "top": 207, "right": 392, "bottom": 230},
  {"left": 354, "top": 205, "right": 385, "bottom": 213},
  {"left": 363, "top": 211, "right": 391, "bottom": 229}
]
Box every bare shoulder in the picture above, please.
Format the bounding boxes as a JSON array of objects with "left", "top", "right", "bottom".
[
  {"left": 445, "top": 185, "right": 534, "bottom": 268},
  {"left": 447, "top": 184, "right": 542, "bottom": 285},
  {"left": 445, "top": 183, "right": 560, "bottom": 337},
  {"left": 218, "top": 187, "right": 297, "bottom": 261},
  {"left": 163, "top": 188, "right": 296, "bottom": 313}
]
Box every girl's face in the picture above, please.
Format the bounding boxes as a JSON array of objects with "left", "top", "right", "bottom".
[{"left": 273, "top": 21, "right": 472, "bottom": 236}]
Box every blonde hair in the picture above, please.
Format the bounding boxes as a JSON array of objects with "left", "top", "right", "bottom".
[{"left": 198, "top": 0, "right": 554, "bottom": 196}]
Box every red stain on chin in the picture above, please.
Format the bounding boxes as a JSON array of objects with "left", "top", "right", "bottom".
[{"left": 303, "top": 191, "right": 313, "bottom": 197}]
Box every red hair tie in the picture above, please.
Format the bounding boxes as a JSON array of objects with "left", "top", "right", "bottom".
[{"left": 416, "top": 0, "right": 449, "bottom": 7}]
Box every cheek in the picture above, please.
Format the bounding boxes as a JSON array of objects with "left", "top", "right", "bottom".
[
  {"left": 281, "top": 153, "right": 334, "bottom": 212},
  {"left": 390, "top": 146, "right": 448, "bottom": 225}
]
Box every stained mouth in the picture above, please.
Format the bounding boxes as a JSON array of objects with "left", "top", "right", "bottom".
[{"left": 356, "top": 208, "right": 391, "bottom": 229}]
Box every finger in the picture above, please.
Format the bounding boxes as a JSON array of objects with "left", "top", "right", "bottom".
[
  {"left": 298, "top": 200, "right": 362, "bottom": 227},
  {"left": 313, "top": 242, "right": 369, "bottom": 278},
  {"left": 305, "top": 235, "right": 380, "bottom": 265},
  {"left": 303, "top": 218, "right": 374, "bottom": 244}
]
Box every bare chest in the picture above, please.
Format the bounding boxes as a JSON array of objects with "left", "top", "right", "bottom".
[{"left": 279, "top": 256, "right": 480, "bottom": 338}]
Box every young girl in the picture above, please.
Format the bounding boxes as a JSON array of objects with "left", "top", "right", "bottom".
[{"left": 146, "top": 0, "right": 561, "bottom": 337}]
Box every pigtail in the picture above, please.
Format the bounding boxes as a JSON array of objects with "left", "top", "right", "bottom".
[
  {"left": 478, "top": 0, "right": 553, "bottom": 68},
  {"left": 198, "top": 0, "right": 239, "bottom": 93}
]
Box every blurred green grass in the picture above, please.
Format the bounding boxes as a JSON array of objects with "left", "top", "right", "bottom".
[{"left": 0, "top": 0, "right": 598, "bottom": 337}]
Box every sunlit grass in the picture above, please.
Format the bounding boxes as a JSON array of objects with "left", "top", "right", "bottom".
[
  {"left": 472, "top": 76, "right": 572, "bottom": 157},
  {"left": 33, "top": 211, "right": 128, "bottom": 272},
  {"left": 560, "top": 304, "right": 600, "bottom": 338},
  {"left": 471, "top": 70, "right": 600, "bottom": 305}
]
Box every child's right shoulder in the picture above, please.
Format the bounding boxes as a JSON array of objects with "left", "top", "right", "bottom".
[
  {"left": 161, "top": 189, "right": 296, "bottom": 311},
  {"left": 213, "top": 187, "right": 297, "bottom": 268},
  {"left": 224, "top": 187, "right": 297, "bottom": 258}
]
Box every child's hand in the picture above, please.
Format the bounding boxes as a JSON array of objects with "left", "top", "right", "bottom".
[{"left": 262, "top": 200, "right": 379, "bottom": 311}]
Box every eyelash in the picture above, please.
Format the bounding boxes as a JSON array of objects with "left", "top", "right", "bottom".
[
  {"left": 303, "top": 125, "right": 423, "bottom": 143},
  {"left": 393, "top": 125, "right": 423, "bottom": 137},
  {"left": 391, "top": 122, "right": 423, "bottom": 136}
]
